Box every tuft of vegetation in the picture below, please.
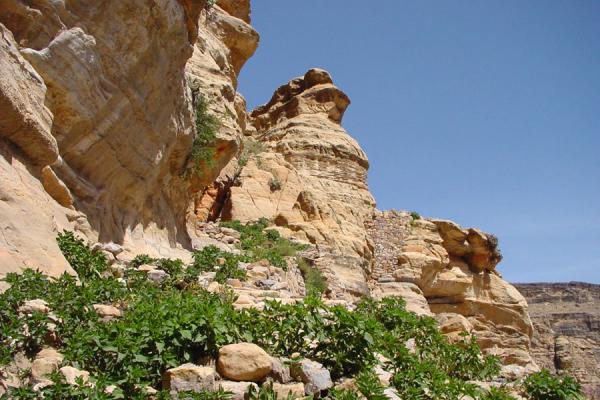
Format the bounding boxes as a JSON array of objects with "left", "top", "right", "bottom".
[
  {"left": 268, "top": 177, "right": 282, "bottom": 192},
  {"left": 297, "top": 258, "right": 328, "bottom": 297},
  {"left": 220, "top": 218, "right": 307, "bottom": 269},
  {"left": 523, "top": 369, "right": 584, "bottom": 400},
  {"left": 185, "top": 95, "right": 220, "bottom": 179},
  {"left": 410, "top": 211, "right": 421, "bottom": 221}
]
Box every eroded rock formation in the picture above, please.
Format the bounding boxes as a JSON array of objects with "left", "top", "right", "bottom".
[
  {"left": 0, "top": 0, "right": 256, "bottom": 283},
  {"left": 219, "top": 69, "right": 376, "bottom": 297},
  {"left": 515, "top": 282, "right": 600, "bottom": 399},
  {"left": 367, "top": 210, "right": 536, "bottom": 369}
]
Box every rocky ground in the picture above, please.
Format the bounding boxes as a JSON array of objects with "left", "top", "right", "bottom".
[{"left": 515, "top": 282, "right": 600, "bottom": 399}]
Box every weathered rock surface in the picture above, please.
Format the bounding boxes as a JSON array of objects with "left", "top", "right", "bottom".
[
  {"left": 515, "top": 282, "right": 600, "bottom": 400},
  {"left": 0, "top": 0, "right": 258, "bottom": 283},
  {"left": 290, "top": 359, "right": 333, "bottom": 395},
  {"left": 220, "top": 69, "right": 376, "bottom": 298},
  {"left": 367, "top": 210, "right": 536, "bottom": 368},
  {"left": 217, "top": 342, "right": 272, "bottom": 382},
  {"left": 162, "top": 363, "right": 217, "bottom": 393}
]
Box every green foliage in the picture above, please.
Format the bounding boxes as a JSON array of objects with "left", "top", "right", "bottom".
[
  {"left": 524, "top": 369, "right": 584, "bottom": 400},
  {"left": 57, "top": 231, "right": 108, "bottom": 279},
  {"left": 297, "top": 258, "right": 328, "bottom": 297},
  {"left": 220, "top": 219, "right": 307, "bottom": 269},
  {"left": 269, "top": 177, "right": 282, "bottom": 191},
  {"left": 247, "top": 382, "right": 294, "bottom": 400},
  {"left": 1, "top": 230, "right": 581, "bottom": 400},
  {"left": 190, "top": 245, "right": 247, "bottom": 284},
  {"left": 185, "top": 95, "right": 220, "bottom": 179},
  {"left": 481, "top": 386, "right": 517, "bottom": 400},
  {"left": 410, "top": 211, "right": 421, "bottom": 221}
]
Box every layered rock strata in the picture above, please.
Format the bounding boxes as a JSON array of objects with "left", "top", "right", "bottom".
[
  {"left": 515, "top": 282, "right": 600, "bottom": 399},
  {"left": 367, "top": 210, "right": 536, "bottom": 368},
  {"left": 0, "top": 0, "right": 256, "bottom": 282},
  {"left": 219, "top": 69, "right": 376, "bottom": 298}
]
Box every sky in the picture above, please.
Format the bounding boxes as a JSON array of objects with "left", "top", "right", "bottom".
[{"left": 237, "top": 1, "right": 600, "bottom": 284}]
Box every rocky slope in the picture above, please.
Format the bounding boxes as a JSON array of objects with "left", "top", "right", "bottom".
[
  {"left": 515, "top": 282, "right": 600, "bottom": 399},
  {"left": 0, "top": 0, "right": 538, "bottom": 376}
]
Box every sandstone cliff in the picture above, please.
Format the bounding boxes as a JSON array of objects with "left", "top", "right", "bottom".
[
  {"left": 0, "top": 0, "right": 256, "bottom": 286},
  {"left": 515, "top": 282, "right": 600, "bottom": 399},
  {"left": 1, "top": 0, "right": 538, "bottom": 373}
]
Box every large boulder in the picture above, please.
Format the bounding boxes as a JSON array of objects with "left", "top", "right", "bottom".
[
  {"left": 217, "top": 343, "right": 272, "bottom": 382},
  {"left": 289, "top": 359, "right": 332, "bottom": 395}
]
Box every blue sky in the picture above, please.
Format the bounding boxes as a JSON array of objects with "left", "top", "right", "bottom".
[{"left": 237, "top": 1, "right": 600, "bottom": 283}]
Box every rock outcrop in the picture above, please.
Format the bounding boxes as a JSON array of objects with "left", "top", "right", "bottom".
[
  {"left": 515, "top": 282, "right": 600, "bottom": 399},
  {"left": 367, "top": 210, "right": 536, "bottom": 368},
  {"left": 216, "top": 69, "right": 376, "bottom": 298},
  {"left": 0, "top": 0, "right": 257, "bottom": 283}
]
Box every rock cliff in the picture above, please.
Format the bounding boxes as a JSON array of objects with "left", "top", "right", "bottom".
[
  {"left": 515, "top": 282, "right": 600, "bottom": 399},
  {"left": 0, "top": 0, "right": 539, "bottom": 372}
]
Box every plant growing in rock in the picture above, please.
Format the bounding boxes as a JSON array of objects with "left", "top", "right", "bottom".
[
  {"left": 184, "top": 95, "right": 220, "bottom": 179},
  {"left": 268, "top": 177, "right": 282, "bottom": 191},
  {"left": 297, "top": 258, "right": 328, "bottom": 297},
  {"left": 220, "top": 219, "right": 307, "bottom": 269}
]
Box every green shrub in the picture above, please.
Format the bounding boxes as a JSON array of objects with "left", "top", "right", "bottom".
[
  {"left": 185, "top": 95, "right": 220, "bottom": 179},
  {"left": 220, "top": 219, "right": 307, "bottom": 269},
  {"left": 268, "top": 177, "right": 282, "bottom": 191},
  {"left": 481, "top": 386, "right": 517, "bottom": 400},
  {"left": 523, "top": 369, "right": 584, "bottom": 400},
  {"left": 297, "top": 258, "right": 328, "bottom": 297},
  {"left": 410, "top": 211, "right": 421, "bottom": 221},
  {"left": 57, "top": 231, "right": 108, "bottom": 279}
]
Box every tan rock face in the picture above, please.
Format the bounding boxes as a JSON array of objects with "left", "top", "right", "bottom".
[
  {"left": 0, "top": 0, "right": 257, "bottom": 280},
  {"left": 515, "top": 282, "right": 600, "bottom": 400},
  {"left": 222, "top": 69, "right": 375, "bottom": 298},
  {"left": 367, "top": 210, "right": 535, "bottom": 367}
]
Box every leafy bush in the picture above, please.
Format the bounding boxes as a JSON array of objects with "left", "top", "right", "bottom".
[
  {"left": 220, "top": 219, "right": 306, "bottom": 269},
  {"left": 57, "top": 231, "right": 108, "bottom": 279},
  {"left": 410, "top": 211, "right": 421, "bottom": 221},
  {"left": 185, "top": 95, "right": 220, "bottom": 179},
  {"left": 297, "top": 258, "right": 328, "bottom": 297},
  {"left": 481, "top": 386, "right": 517, "bottom": 400},
  {"left": 268, "top": 177, "right": 282, "bottom": 191},
  {"left": 524, "top": 369, "right": 584, "bottom": 400}
]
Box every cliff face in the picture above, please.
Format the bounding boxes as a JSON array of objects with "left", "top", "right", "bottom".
[
  {"left": 515, "top": 282, "right": 600, "bottom": 399},
  {"left": 1, "top": 0, "right": 539, "bottom": 371},
  {"left": 0, "top": 0, "right": 255, "bottom": 284},
  {"left": 217, "top": 69, "right": 376, "bottom": 298}
]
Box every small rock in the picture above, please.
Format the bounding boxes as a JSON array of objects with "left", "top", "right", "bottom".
[
  {"left": 383, "top": 388, "right": 401, "bottom": 400},
  {"left": 162, "top": 364, "right": 216, "bottom": 393},
  {"left": 269, "top": 357, "right": 291, "bottom": 383},
  {"left": 18, "top": 299, "right": 50, "bottom": 314},
  {"left": 217, "top": 343, "right": 272, "bottom": 382},
  {"left": 220, "top": 227, "right": 241, "bottom": 239},
  {"left": 258, "top": 279, "right": 277, "bottom": 289},
  {"left": 235, "top": 295, "right": 254, "bottom": 305},
  {"left": 93, "top": 304, "right": 123, "bottom": 319},
  {"left": 217, "top": 381, "right": 258, "bottom": 400},
  {"left": 31, "top": 348, "right": 63, "bottom": 383},
  {"left": 373, "top": 365, "right": 392, "bottom": 386},
  {"left": 216, "top": 257, "right": 226, "bottom": 266},
  {"left": 271, "top": 282, "right": 289, "bottom": 291},
  {"left": 138, "top": 264, "right": 157, "bottom": 272},
  {"left": 272, "top": 382, "right": 306, "bottom": 399},
  {"left": 59, "top": 366, "right": 90, "bottom": 386},
  {"left": 404, "top": 338, "right": 416, "bottom": 354},
  {"left": 227, "top": 278, "right": 243, "bottom": 288},
  {"left": 289, "top": 359, "right": 332, "bottom": 395},
  {"left": 147, "top": 269, "right": 169, "bottom": 283},
  {"left": 207, "top": 281, "right": 221, "bottom": 293}
]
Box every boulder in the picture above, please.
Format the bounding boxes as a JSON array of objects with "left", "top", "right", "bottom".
[
  {"left": 59, "top": 366, "right": 90, "bottom": 386},
  {"left": 217, "top": 343, "right": 272, "bottom": 382},
  {"left": 289, "top": 359, "right": 332, "bottom": 395},
  {"left": 18, "top": 299, "right": 50, "bottom": 314},
  {"left": 162, "top": 364, "right": 216, "bottom": 393}
]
